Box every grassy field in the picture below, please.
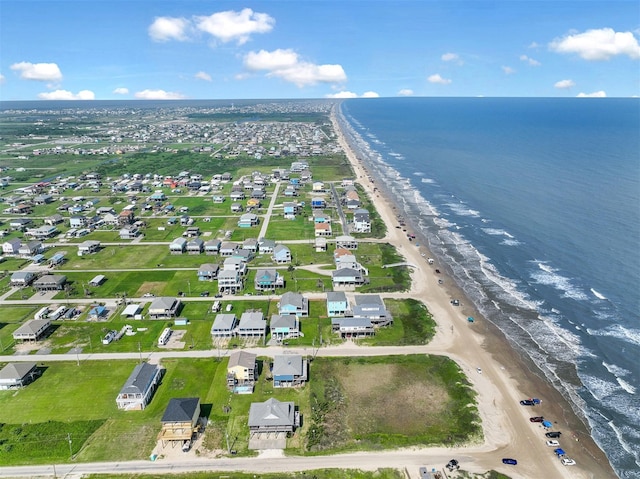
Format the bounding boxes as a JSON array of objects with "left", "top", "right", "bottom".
[
  {"left": 0, "top": 354, "right": 480, "bottom": 465},
  {"left": 362, "top": 299, "right": 436, "bottom": 346},
  {"left": 306, "top": 355, "right": 481, "bottom": 453}
]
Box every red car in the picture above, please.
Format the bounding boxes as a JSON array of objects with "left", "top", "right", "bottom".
[{"left": 529, "top": 416, "right": 544, "bottom": 422}]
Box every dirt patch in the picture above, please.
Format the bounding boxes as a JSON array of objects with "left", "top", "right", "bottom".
[{"left": 137, "top": 282, "right": 165, "bottom": 295}]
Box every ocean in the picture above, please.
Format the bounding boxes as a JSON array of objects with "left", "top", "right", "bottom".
[{"left": 338, "top": 97, "right": 640, "bottom": 479}]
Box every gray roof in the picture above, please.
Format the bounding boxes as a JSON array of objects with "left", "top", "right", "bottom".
[
  {"left": 211, "top": 313, "right": 237, "bottom": 331},
  {"left": 332, "top": 268, "right": 363, "bottom": 278},
  {"left": 13, "top": 319, "right": 50, "bottom": 336},
  {"left": 149, "top": 297, "right": 178, "bottom": 311},
  {"left": 198, "top": 263, "right": 219, "bottom": 273},
  {"left": 279, "top": 291, "right": 305, "bottom": 309},
  {"left": 272, "top": 355, "right": 303, "bottom": 377},
  {"left": 354, "top": 294, "right": 384, "bottom": 306},
  {"left": 11, "top": 271, "right": 34, "bottom": 281},
  {"left": 0, "top": 362, "right": 37, "bottom": 381},
  {"left": 332, "top": 317, "right": 373, "bottom": 328},
  {"left": 227, "top": 350, "right": 256, "bottom": 370},
  {"left": 239, "top": 311, "right": 266, "bottom": 329},
  {"left": 326, "top": 291, "right": 347, "bottom": 302},
  {"left": 119, "top": 362, "right": 162, "bottom": 396},
  {"left": 161, "top": 397, "right": 200, "bottom": 423},
  {"left": 270, "top": 314, "right": 297, "bottom": 330},
  {"left": 273, "top": 244, "right": 290, "bottom": 255},
  {"left": 248, "top": 398, "right": 295, "bottom": 428}
]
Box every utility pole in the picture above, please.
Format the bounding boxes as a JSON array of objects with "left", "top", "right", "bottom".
[{"left": 67, "top": 433, "right": 72, "bottom": 459}]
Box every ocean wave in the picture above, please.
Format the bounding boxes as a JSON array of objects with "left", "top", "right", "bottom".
[
  {"left": 602, "top": 362, "right": 636, "bottom": 394},
  {"left": 482, "top": 228, "right": 515, "bottom": 238},
  {"left": 591, "top": 288, "right": 607, "bottom": 300},
  {"left": 501, "top": 238, "right": 522, "bottom": 246},
  {"left": 607, "top": 421, "right": 640, "bottom": 472},
  {"left": 530, "top": 268, "right": 589, "bottom": 301},
  {"left": 446, "top": 201, "right": 481, "bottom": 217},
  {"left": 587, "top": 324, "right": 640, "bottom": 348},
  {"left": 421, "top": 177, "right": 436, "bottom": 184}
]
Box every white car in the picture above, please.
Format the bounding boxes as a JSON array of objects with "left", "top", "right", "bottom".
[
  {"left": 546, "top": 440, "right": 560, "bottom": 447},
  {"left": 561, "top": 458, "right": 576, "bottom": 466}
]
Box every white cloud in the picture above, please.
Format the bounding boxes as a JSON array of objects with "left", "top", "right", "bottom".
[
  {"left": 148, "top": 16, "right": 190, "bottom": 42},
  {"left": 0, "top": 74, "right": 4, "bottom": 84},
  {"left": 244, "top": 49, "right": 298, "bottom": 70},
  {"left": 520, "top": 55, "right": 541, "bottom": 66},
  {"left": 554, "top": 79, "right": 575, "bottom": 89},
  {"left": 195, "top": 8, "right": 274, "bottom": 45},
  {"left": 427, "top": 73, "right": 452, "bottom": 85},
  {"left": 38, "top": 89, "right": 95, "bottom": 100},
  {"left": 577, "top": 90, "right": 607, "bottom": 98},
  {"left": 10, "top": 62, "right": 63, "bottom": 81},
  {"left": 326, "top": 91, "right": 358, "bottom": 98},
  {"left": 441, "top": 52, "right": 459, "bottom": 62},
  {"left": 398, "top": 89, "right": 414, "bottom": 96},
  {"left": 244, "top": 49, "right": 346, "bottom": 87},
  {"left": 529, "top": 42, "right": 540, "bottom": 49},
  {"left": 502, "top": 66, "right": 516, "bottom": 75},
  {"left": 550, "top": 28, "right": 640, "bottom": 60},
  {"left": 134, "top": 89, "right": 186, "bottom": 100},
  {"left": 113, "top": 87, "right": 129, "bottom": 95},
  {"left": 195, "top": 71, "right": 212, "bottom": 81},
  {"left": 325, "top": 91, "right": 378, "bottom": 98}
]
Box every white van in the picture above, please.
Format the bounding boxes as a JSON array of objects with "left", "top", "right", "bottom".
[{"left": 225, "top": 304, "right": 233, "bottom": 312}]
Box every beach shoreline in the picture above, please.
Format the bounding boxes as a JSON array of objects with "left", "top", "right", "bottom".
[{"left": 331, "top": 103, "right": 617, "bottom": 478}]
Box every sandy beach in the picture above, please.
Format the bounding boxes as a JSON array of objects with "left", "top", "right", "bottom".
[{"left": 330, "top": 104, "right": 616, "bottom": 479}]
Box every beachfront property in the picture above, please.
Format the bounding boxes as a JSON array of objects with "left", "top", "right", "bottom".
[
  {"left": 331, "top": 268, "right": 367, "bottom": 288},
  {"left": 351, "top": 208, "right": 371, "bottom": 233},
  {"left": 352, "top": 294, "right": 393, "bottom": 327},
  {"left": 116, "top": 362, "right": 164, "bottom": 411}
]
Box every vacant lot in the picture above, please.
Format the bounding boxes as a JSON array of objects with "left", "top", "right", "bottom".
[{"left": 307, "top": 355, "right": 480, "bottom": 452}]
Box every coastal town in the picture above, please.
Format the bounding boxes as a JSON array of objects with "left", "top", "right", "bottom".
[{"left": 0, "top": 101, "right": 613, "bottom": 479}]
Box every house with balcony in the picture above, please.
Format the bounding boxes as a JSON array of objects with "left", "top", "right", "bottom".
[
  {"left": 186, "top": 238, "right": 204, "bottom": 254},
  {"left": 204, "top": 239, "right": 221, "bottom": 255},
  {"left": 352, "top": 294, "right": 393, "bottom": 327},
  {"left": 148, "top": 297, "right": 181, "bottom": 319},
  {"left": 226, "top": 350, "right": 257, "bottom": 392},
  {"left": 237, "top": 311, "right": 267, "bottom": 338},
  {"left": 270, "top": 314, "right": 300, "bottom": 341},
  {"left": 169, "top": 237, "right": 187, "bottom": 254},
  {"left": 272, "top": 355, "right": 307, "bottom": 388},
  {"left": 278, "top": 292, "right": 308, "bottom": 317},
  {"left": 116, "top": 362, "right": 164, "bottom": 411},
  {"left": 254, "top": 269, "right": 285, "bottom": 291},
  {"left": 272, "top": 245, "right": 291, "bottom": 264},
  {"left": 326, "top": 291, "right": 349, "bottom": 317},
  {"left": 331, "top": 317, "right": 375, "bottom": 338},
  {"left": 197, "top": 263, "right": 219, "bottom": 281},
  {"left": 211, "top": 313, "right": 237, "bottom": 339},
  {"left": 217, "top": 270, "right": 243, "bottom": 294}
]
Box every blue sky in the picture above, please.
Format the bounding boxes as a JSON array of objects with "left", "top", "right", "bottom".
[{"left": 1, "top": 1, "right": 639, "bottom": 100}]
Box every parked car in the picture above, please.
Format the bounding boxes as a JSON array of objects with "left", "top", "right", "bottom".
[
  {"left": 530, "top": 416, "right": 544, "bottom": 422},
  {"left": 181, "top": 439, "right": 191, "bottom": 452},
  {"left": 502, "top": 458, "right": 517, "bottom": 465},
  {"left": 546, "top": 440, "right": 560, "bottom": 447},
  {"left": 520, "top": 398, "right": 541, "bottom": 406},
  {"left": 546, "top": 431, "right": 562, "bottom": 438},
  {"left": 561, "top": 458, "right": 576, "bottom": 466},
  {"left": 200, "top": 291, "right": 210, "bottom": 297},
  {"left": 446, "top": 459, "right": 459, "bottom": 471},
  {"left": 143, "top": 292, "right": 155, "bottom": 297}
]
